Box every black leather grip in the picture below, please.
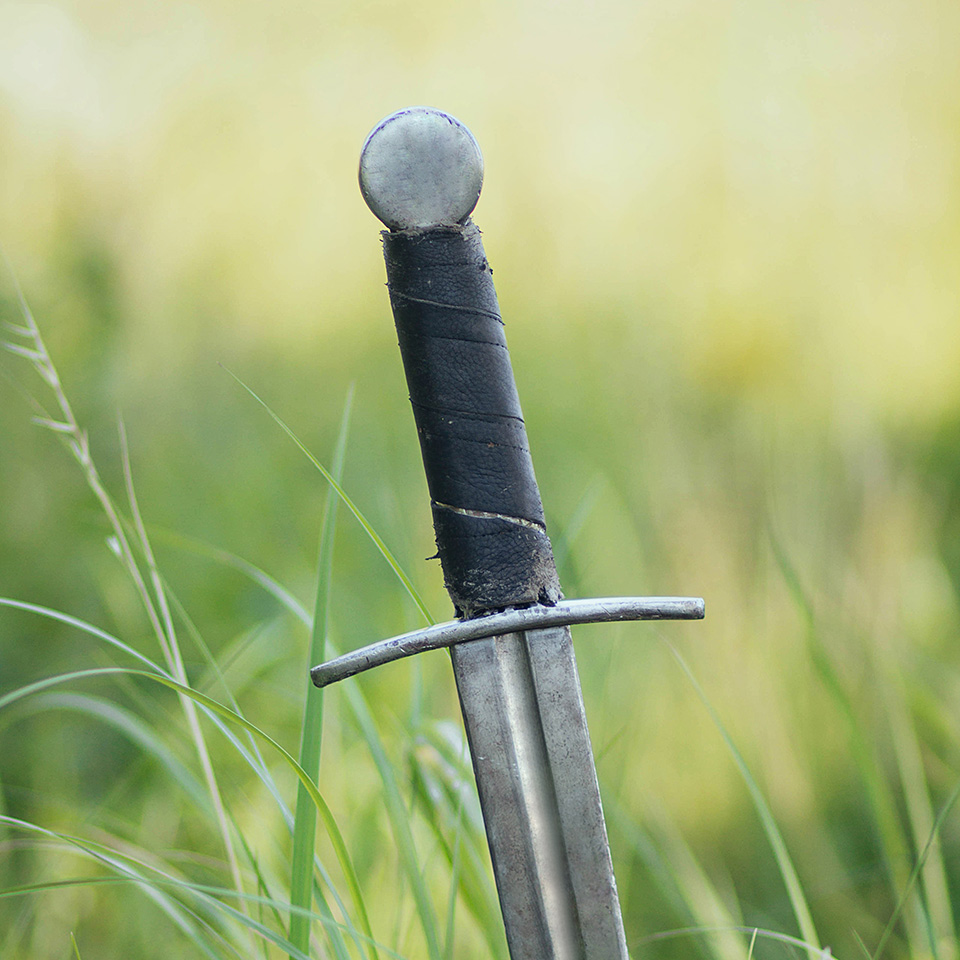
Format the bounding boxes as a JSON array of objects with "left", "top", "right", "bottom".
[{"left": 382, "top": 222, "right": 561, "bottom": 617}]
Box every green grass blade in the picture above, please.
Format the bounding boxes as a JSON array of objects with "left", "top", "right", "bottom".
[
  {"left": 290, "top": 387, "right": 355, "bottom": 960},
  {"left": 342, "top": 681, "right": 442, "bottom": 960},
  {"left": 872, "top": 774, "right": 960, "bottom": 960},
  {"left": 662, "top": 637, "right": 821, "bottom": 952},
  {"left": 156, "top": 583, "right": 319, "bottom": 874},
  {"left": 0, "top": 666, "right": 377, "bottom": 956},
  {"left": 408, "top": 725, "right": 506, "bottom": 960},
  {"left": 137, "top": 529, "right": 446, "bottom": 958},
  {"left": 641, "top": 799, "right": 749, "bottom": 960},
  {"left": 117, "top": 421, "right": 249, "bottom": 926},
  {"left": 233, "top": 827, "right": 289, "bottom": 948},
  {"left": 224, "top": 374, "right": 449, "bottom": 956},
  {"left": 886, "top": 677, "right": 955, "bottom": 959},
  {"left": 854, "top": 928, "right": 873, "bottom": 959},
  {"left": 1, "top": 691, "right": 208, "bottom": 808},
  {"left": 0, "top": 666, "right": 149, "bottom": 712},
  {"left": 0, "top": 640, "right": 359, "bottom": 955},
  {"left": 0, "top": 818, "right": 231, "bottom": 958},
  {"left": 634, "top": 924, "right": 829, "bottom": 957},
  {"left": 605, "top": 796, "right": 725, "bottom": 960},
  {"left": 140, "top": 670, "right": 379, "bottom": 958},
  {"left": 770, "top": 532, "right": 927, "bottom": 951},
  {"left": 1, "top": 868, "right": 414, "bottom": 960},
  {"left": 1, "top": 810, "right": 414, "bottom": 960},
  {"left": 157, "top": 586, "right": 301, "bottom": 839},
  {"left": 0, "top": 597, "right": 168, "bottom": 674},
  {"left": 159, "top": 603, "right": 361, "bottom": 958},
  {"left": 442, "top": 813, "right": 461, "bottom": 960},
  {"left": 0, "top": 824, "right": 300, "bottom": 960},
  {"left": 134, "top": 534, "right": 422, "bottom": 960},
  {"left": 224, "top": 368, "right": 433, "bottom": 625},
  {"left": 146, "top": 527, "right": 311, "bottom": 622},
  {"left": 3, "top": 875, "right": 288, "bottom": 959},
  {"left": 1, "top": 591, "right": 349, "bottom": 936}
]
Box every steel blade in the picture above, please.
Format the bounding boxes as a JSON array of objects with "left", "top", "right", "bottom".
[{"left": 452, "top": 625, "right": 627, "bottom": 960}]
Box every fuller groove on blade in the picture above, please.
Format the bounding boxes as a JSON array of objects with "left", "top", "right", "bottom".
[{"left": 451, "top": 626, "right": 628, "bottom": 960}]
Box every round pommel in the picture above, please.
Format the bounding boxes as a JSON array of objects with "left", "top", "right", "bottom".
[{"left": 359, "top": 107, "right": 484, "bottom": 231}]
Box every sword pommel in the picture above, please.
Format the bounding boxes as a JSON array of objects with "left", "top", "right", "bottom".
[
  {"left": 359, "top": 106, "right": 483, "bottom": 231},
  {"left": 360, "top": 108, "right": 560, "bottom": 617}
]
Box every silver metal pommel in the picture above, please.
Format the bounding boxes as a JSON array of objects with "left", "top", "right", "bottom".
[{"left": 358, "top": 107, "right": 484, "bottom": 230}]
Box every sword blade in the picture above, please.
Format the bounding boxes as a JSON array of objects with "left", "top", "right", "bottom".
[{"left": 452, "top": 625, "right": 627, "bottom": 960}]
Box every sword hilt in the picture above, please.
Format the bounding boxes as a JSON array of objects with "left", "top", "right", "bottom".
[
  {"left": 359, "top": 107, "right": 560, "bottom": 618},
  {"left": 310, "top": 107, "right": 705, "bottom": 688}
]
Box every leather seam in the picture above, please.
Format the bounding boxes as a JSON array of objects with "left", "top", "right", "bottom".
[
  {"left": 433, "top": 501, "right": 546, "bottom": 532},
  {"left": 389, "top": 289, "right": 503, "bottom": 322},
  {"left": 411, "top": 400, "right": 525, "bottom": 425}
]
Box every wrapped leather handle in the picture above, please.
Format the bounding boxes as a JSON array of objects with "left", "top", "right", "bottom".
[
  {"left": 360, "top": 108, "right": 560, "bottom": 616},
  {"left": 383, "top": 222, "right": 560, "bottom": 616}
]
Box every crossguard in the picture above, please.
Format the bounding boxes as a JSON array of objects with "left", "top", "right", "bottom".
[{"left": 310, "top": 595, "right": 704, "bottom": 688}]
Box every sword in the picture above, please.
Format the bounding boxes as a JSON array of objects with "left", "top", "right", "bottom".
[{"left": 312, "top": 107, "right": 704, "bottom": 959}]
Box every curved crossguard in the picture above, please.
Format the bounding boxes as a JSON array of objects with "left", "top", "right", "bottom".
[
  {"left": 336, "top": 107, "right": 704, "bottom": 960},
  {"left": 311, "top": 595, "right": 704, "bottom": 687}
]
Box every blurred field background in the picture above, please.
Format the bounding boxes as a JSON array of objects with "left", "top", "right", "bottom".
[{"left": 3, "top": 0, "right": 960, "bottom": 957}]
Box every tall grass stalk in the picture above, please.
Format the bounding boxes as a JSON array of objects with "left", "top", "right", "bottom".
[
  {"left": 408, "top": 721, "right": 505, "bottom": 959},
  {"left": 641, "top": 799, "right": 749, "bottom": 960},
  {"left": 164, "top": 530, "right": 467, "bottom": 958},
  {"left": 0, "top": 662, "right": 377, "bottom": 952},
  {"left": 634, "top": 924, "right": 833, "bottom": 957},
  {"left": 225, "top": 368, "right": 433, "bottom": 625},
  {"left": 118, "top": 419, "right": 249, "bottom": 922},
  {"left": 660, "top": 635, "right": 822, "bottom": 954},
  {"left": 232, "top": 372, "right": 451, "bottom": 956},
  {"left": 771, "top": 532, "right": 934, "bottom": 954},
  {"left": 0, "top": 815, "right": 367, "bottom": 960},
  {"left": 3, "top": 287, "right": 248, "bottom": 930},
  {"left": 885, "top": 671, "right": 957, "bottom": 959},
  {"left": 871, "top": 774, "right": 960, "bottom": 960},
  {"left": 3, "top": 288, "right": 426, "bottom": 955},
  {"left": 289, "top": 388, "right": 353, "bottom": 959}
]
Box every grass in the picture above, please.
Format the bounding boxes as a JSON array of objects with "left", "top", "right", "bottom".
[
  {"left": 0, "top": 286, "right": 451, "bottom": 957},
  {"left": 2, "top": 275, "right": 960, "bottom": 960}
]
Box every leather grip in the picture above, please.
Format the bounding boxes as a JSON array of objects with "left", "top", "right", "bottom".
[{"left": 382, "top": 222, "right": 561, "bottom": 617}]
